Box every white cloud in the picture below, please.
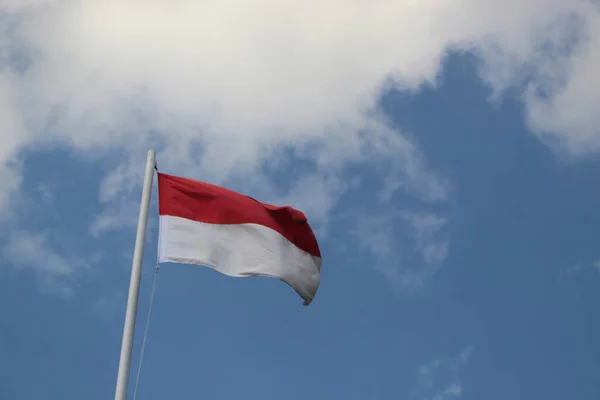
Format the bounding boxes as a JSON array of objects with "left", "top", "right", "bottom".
[
  {"left": 35, "top": 183, "right": 54, "bottom": 204},
  {"left": 0, "top": 0, "right": 598, "bottom": 209},
  {"left": 566, "top": 258, "right": 600, "bottom": 276},
  {"left": 415, "top": 346, "right": 473, "bottom": 400},
  {"left": 0, "top": 231, "right": 86, "bottom": 296},
  {"left": 432, "top": 384, "right": 463, "bottom": 400},
  {"left": 92, "top": 291, "right": 126, "bottom": 320},
  {"left": 1, "top": 0, "right": 453, "bottom": 217},
  {"left": 593, "top": 259, "right": 600, "bottom": 274},
  {"left": 1, "top": 0, "right": 600, "bottom": 294},
  {"left": 89, "top": 196, "right": 141, "bottom": 238},
  {"left": 351, "top": 211, "right": 449, "bottom": 291},
  {"left": 406, "top": 213, "right": 450, "bottom": 266},
  {"left": 0, "top": 74, "right": 25, "bottom": 210}
]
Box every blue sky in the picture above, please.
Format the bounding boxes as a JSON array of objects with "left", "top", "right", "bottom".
[
  {"left": 2, "top": 2, "right": 600, "bottom": 400},
  {"left": 2, "top": 52, "right": 600, "bottom": 400}
]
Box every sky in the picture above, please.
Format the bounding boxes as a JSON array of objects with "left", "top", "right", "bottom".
[{"left": 1, "top": 1, "right": 600, "bottom": 399}]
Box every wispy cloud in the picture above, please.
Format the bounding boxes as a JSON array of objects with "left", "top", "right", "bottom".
[
  {"left": 351, "top": 210, "right": 450, "bottom": 292},
  {"left": 566, "top": 258, "right": 600, "bottom": 276},
  {"left": 432, "top": 384, "right": 463, "bottom": 400},
  {"left": 89, "top": 198, "right": 140, "bottom": 238},
  {"left": 35, "top": 183, "right": 54, "bottom": 204},
  {"left": 89, "top": 117, "right": 448, "bottom": 237},
  {"left": 413, "top": 346, "right": 474, "bottom": 400},
  {"left": 1, "top": 231, "right": 90, "bottom": 296},
  {"left": 92, "top": 291, "right": 126, "bottom": 320},
  {"left": 406, "top": 212, "right": 450, "bottom": 267}
]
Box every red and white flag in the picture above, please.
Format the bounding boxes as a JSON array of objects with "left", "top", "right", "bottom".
[{"left": 156, "top": 173, "right": 322, "bottom": 305}]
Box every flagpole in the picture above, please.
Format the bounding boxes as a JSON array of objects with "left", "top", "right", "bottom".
[{"left": 114, "top": 149, "right": 156, "bottom": 400}]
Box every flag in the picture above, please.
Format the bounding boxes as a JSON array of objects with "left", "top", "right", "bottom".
[{"left": 156, "top": 172, "right": 322, "bottom": 305}]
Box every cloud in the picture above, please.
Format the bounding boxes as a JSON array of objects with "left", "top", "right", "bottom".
[
  {"left": 92, "top": 291, "right": 126, "bottom": 320},
  {"left": 89, "top": 116, "right": 448, "bottom": 234},
  {"left": 566, "top": 258, "right": 600, "bottom": 276},
  {"left": 0, "top": 231, "right": 87, "bottom": 296},
  {"left": 593, "top": 259, "right": 600, "bottom": 274},
  {"left": 432, "top": 385, "right": 463, "bottom": 400},
  {"left": 0, "top": 0, "right": 599, "bottom": 207},
  {"left": 414, "top": 346, "right": 474, "bottom": 400},
  {"left": 89, "top": 197, "right": 141, "bottom": 238},
  {"left": 1, "top": 0, "right": 600, "bottom": 295},
  {"left": 0, "top": 0, "right": 454, "bottom": 218},
  {"left": 35, "top": 183, "right": 54, "bottom": 204},
  {"left": 351, "top": 211, "right": 449, "bottom": 291}
]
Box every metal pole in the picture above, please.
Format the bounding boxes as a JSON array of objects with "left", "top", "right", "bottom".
[{"left": 114, "top": 149, "right": 156, "bottom": 400}]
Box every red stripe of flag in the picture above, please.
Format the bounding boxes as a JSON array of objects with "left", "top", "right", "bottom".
[{"left": 157, "top": 173, "right": 321, "bottom": 258}]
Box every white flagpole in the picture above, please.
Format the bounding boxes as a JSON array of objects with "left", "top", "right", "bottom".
[{"left": 114, "top": 149, "right": 156, "bottom": 400}]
